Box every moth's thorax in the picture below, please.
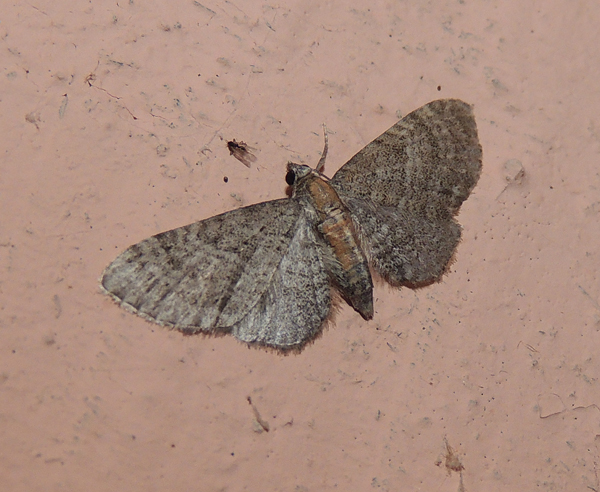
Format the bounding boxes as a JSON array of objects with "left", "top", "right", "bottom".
[
  {"left": 289, "top": 165, "right": 353, "bottom": 236},
  {"left": 305, "top": 176, "right": 357, "bottom": 266},
  {"left": 290, "top": 164, "right": 374, "bottom": 320},
  {"left": 287, "top": 164, "right": 339, "bottom": 209}
]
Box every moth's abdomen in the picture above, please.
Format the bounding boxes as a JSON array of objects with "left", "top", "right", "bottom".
[{"left": 305, "top": 176, "right": 374, "bottom": 320}]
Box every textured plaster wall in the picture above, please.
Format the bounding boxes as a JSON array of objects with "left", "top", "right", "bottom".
[{"left": 1, "top": 1, "right": 599, "bottom": 491}]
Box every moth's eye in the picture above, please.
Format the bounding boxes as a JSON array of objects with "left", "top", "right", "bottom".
[{"left": 285, "top": 170, "right": 296, "bottom": 186}]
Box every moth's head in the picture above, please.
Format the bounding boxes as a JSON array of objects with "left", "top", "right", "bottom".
[
  {"left": 286, "top": 162, "right": 329, "bottom": 198},
  {"left": 285, "top": 163, "right": 313, "bottom": 186},
  {"left": 285, "top": 163, "right": 317, "bottom": 198}
]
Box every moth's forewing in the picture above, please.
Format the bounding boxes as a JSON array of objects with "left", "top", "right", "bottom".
[
  {"left": 331, "top": 99, "right": 481, "bottom": 212},
  {"left": 103, "top": 200, "right": 297, "bottom": 326}
]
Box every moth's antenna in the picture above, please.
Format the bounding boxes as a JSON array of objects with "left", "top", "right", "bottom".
[{"left": 316, "top": 124, "right": 328, "bottom": 173}]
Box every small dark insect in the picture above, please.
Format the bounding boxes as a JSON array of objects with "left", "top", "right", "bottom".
[
  {"left": 101, "top": 100, "right": 482, "bottom": 353},
  {"left": 227, "top": 139, "right": 257, "bottom": 167}
]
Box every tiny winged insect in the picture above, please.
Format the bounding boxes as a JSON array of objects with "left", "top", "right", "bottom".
[
  {"left": 227, "top": 139, "right": 257, "bottom": 167},
  {"left": 101, "top": 99, "right": 482, "bottom": 353}
]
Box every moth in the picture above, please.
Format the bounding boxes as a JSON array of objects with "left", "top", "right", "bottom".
[
  {"left": 101, "top": 99, "right": 482, "bottom": 353},
  {"left": 227, "top": 139, "right": 257, "bottom": 167}
]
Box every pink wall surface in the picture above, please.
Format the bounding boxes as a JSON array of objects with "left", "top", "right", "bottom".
[{"left": 1, "top": 1, "right": 599, "bottom": 491}]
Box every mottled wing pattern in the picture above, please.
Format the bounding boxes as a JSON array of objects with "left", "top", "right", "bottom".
[
  {"left": 101, "top": 199, "right": 331, "bottom": 351},
  {"left": 231, "top": 211, "right": 331, "bottom": 350},
  {"left": 335, "top": 195, "right": 463, "bottom": 286},
  {"left": 330, "top": 99, "right": 482, "bottom": 286}
]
